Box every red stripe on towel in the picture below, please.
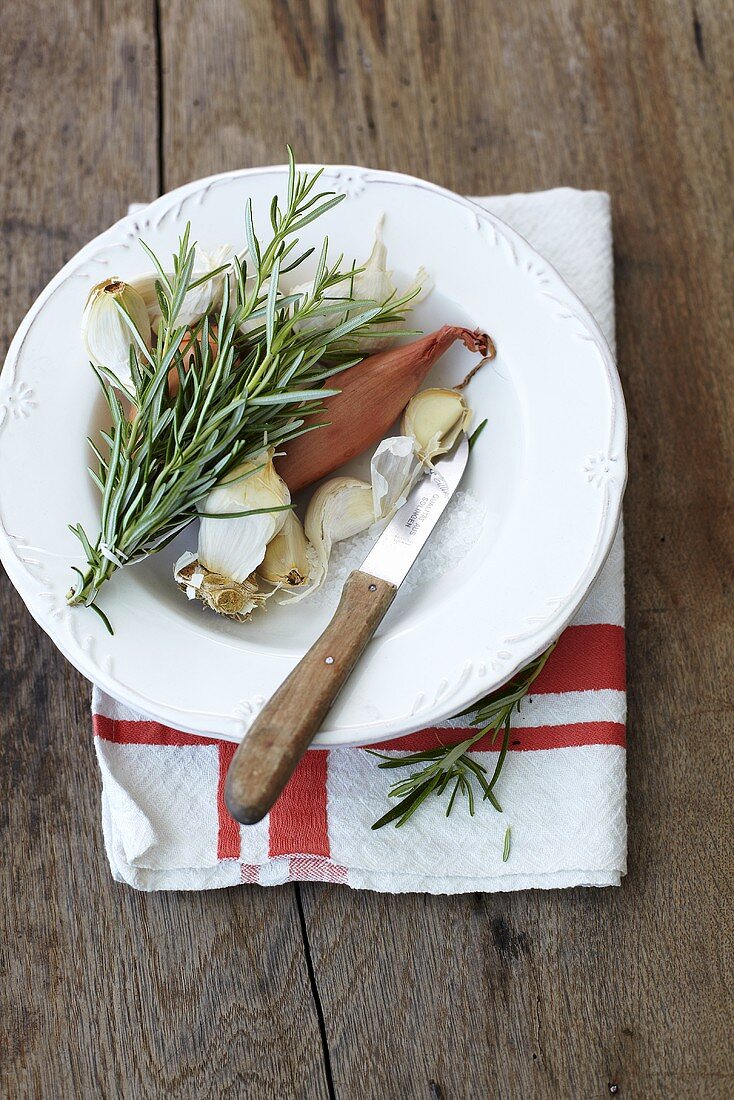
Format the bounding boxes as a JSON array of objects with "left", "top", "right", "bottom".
[
  {"left": 371, "top": 721, "right": 626, "bottom": 753},
  {"left": 217, "top": 742, "right": 241, "bottom": 860},
  {"left": 532, "top": 624, "right": 625, "bottom": 693},
  {"left": 269, "top": 751, "right": 330, "bottom": 858},
  {"left": 93, "top": 713, "right": 220, "bottom": 747},
  {"left": 469, "top": 720, "right": 626, "bottom": 751}
]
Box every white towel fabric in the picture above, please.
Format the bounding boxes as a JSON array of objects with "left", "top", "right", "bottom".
[{"left": 92, "top": 187, "right": 626, "bottom": 892}]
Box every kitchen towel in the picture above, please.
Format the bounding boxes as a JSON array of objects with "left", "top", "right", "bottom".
[{"left": 93, "top": 187, "right": 626, "bottom": 893}]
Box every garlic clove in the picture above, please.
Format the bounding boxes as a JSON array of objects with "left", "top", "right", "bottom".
[
  {"left": 401, "top": 387, "right": 472, "bottom": 463},
  {"left": 235, "top": 276, "right": 271, "bottom": 337},
  {"left": 197, "top": 449, "right": 290, "bottom": 585},
  {"left": 289, "top": 433, "right": 424, "bottom": 603},
  {"left": 81, "top": 277, "right": 151, "bottom": 393},
  {"left": 305, "top": 478, "right": 375, "bottom": 560},
  {"left": 287, "top": 477, "right": 374, "bottom": 600},
  {"left": 370, "top": 435, "right": 420, "bottom": 522},
  {"left": 258, "top": 510, "right": 314, "bottom": 588}
]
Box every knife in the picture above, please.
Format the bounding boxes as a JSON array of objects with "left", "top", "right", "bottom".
[{"left": 225, "top": 433, "right": 470, "bottom": 825}]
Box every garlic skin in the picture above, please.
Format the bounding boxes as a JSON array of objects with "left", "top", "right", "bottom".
[
  {"left": 350, "top": 218, "right": 431, "bottom": 348},
  {"left": 197, "top": 450, "right": 290, "bottom": 584},
  {"left": 131, "top": 245, "right": 236, "bottom": 331},
  {"left": 401, "top": 387, "right": 472, "bottom": 464},
  {"left": 258, "top": 511, "right": 314, "bottom": 588},
  {"left": 370, "top": 436, "right": 420, "bottom": 522},
  {"left": 81, "top": 277, "right": 151, "bottom": 394}
]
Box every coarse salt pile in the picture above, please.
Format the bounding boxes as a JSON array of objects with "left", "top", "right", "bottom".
[{"left": 307, "top": 488, "right": 486, "bottom": 616}]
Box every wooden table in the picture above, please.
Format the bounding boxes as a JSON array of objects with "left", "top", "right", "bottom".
[{"left": 2, "top": 3, "right": 732, "bottom": 1097}]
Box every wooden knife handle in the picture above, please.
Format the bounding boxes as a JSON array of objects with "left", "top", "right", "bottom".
[{"left": 224, "top": 570, "right": 397, "bottom": 825}]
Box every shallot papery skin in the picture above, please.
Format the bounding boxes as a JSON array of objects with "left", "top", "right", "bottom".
[{"left": 276, "top": 326, "right": 489, "bottom": 492}]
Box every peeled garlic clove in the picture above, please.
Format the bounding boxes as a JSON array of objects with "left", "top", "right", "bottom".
[
  {"left": 81, "top": 277, "right": 151, "bottom": 393},
  {"left": 401, "top": 387, "right": 472, "bottom": 463},
  {"left": 197, "top": 450, "right": 290, "bottom": 585},
  {"left": 131, "top": 245, "right": 236, "bottom": 331},
  {"left": 258, "top": 511, "right": 313, "bottom": 588},
  {"left": 370, "top": 436, "right": 420, "bottom": 522}
]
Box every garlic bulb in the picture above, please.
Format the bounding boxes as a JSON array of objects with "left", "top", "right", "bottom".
[
  {"left": 258, "top": 511, "right": 314, "bottom": 588},
  {"left": 172, "top": 450, "right": 290, "bottom": 620},
  {"left": 401, "top": 388, "right": 471, "bottom": 464},
  {"left": 197, "top": 449, "right": 290, "bottom": 583},
  {"left": 81, "top": 277, "right": 151, "bottom": 393},
  {"left": 131, "top": 245, "right": 236, "bottom": 331}
]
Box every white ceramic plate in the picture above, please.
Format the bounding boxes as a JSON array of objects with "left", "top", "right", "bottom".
[{"left": 0, "top": 165, "right": 626, "bottom": 746}]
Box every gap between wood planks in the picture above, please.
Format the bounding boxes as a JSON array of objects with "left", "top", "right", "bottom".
[{"left": 295, "top": 885, "right": 337, "bottom": 1100}]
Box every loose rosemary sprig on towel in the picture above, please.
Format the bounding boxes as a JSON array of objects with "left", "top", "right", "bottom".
[
  {"left": 67, "top": 154, "right": 414, "bottom": 625},
  {"left": 369, "top": 643, "right": 556, "bottom": 830}
]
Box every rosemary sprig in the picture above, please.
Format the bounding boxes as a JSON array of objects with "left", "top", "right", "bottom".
[
  {"left": 369, "top": 643, "right": 556, "bottom": 830},
  {"left": 67, "top": 153, "right": 415, "bottom": 622}
]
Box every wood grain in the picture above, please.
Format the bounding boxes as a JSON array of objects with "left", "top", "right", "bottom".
[
  {"left": 2, "top": 0, "right": 732, "bottom": 1097},
  {"left": 226, "top": 572, "right": 396, "bottom": 824}
]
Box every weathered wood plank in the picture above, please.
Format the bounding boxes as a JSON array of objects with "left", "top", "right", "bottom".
[
  {"left": 1, "top": 4, "right": 329, "bottom": 1098},
  {"left": 3, "top": 0, "right": 733, "bottom": 1097},
  {"left": 161, "top": 0, "right": 734, "bottom": 1096}
]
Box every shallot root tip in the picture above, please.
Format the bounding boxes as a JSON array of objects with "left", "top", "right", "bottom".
[{"left": 458, "top": 328, "right": 495, "bottom": 358}]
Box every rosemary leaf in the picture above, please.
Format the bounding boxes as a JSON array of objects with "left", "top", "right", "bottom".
[
  {"left": 502, "top": 826, "right": 512, "bottom": 862},
  {"left": 468, "top": 418, "right": 488, "bottom": 451}
]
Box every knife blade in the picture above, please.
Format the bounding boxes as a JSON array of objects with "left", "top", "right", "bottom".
[
  {"left": 360, "top": 431, "right": 470, "bottom": 587},
  {"left": 225, "top": 433, "right": 471, "bottom": 824}
]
